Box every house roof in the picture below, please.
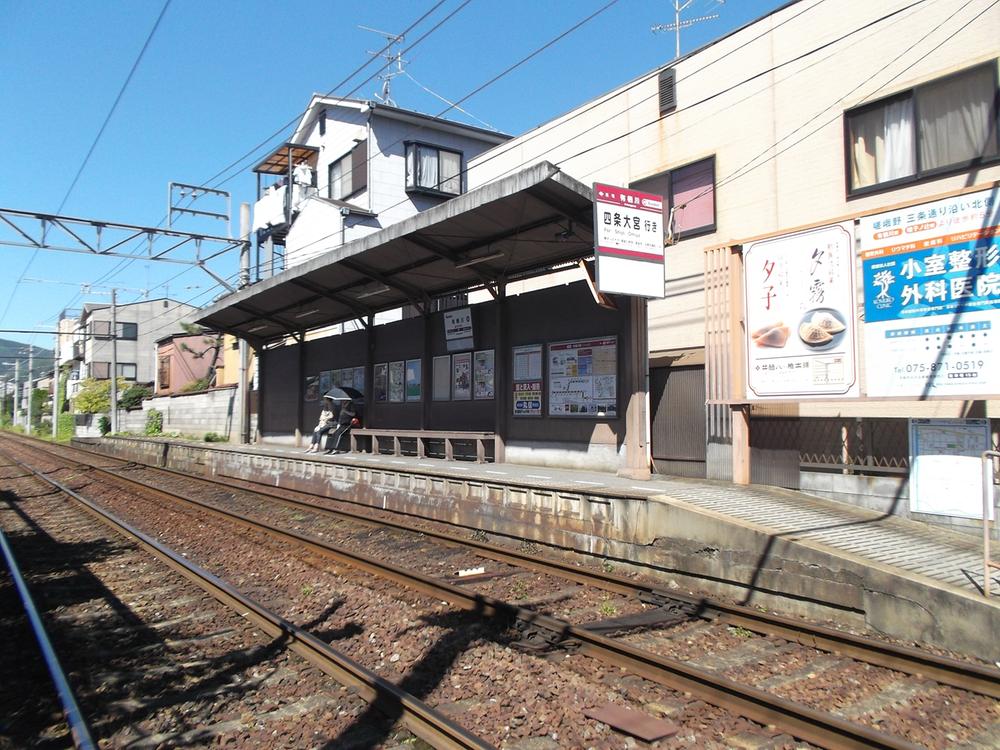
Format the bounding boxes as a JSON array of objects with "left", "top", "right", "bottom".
[
  {"left": 253, "top": 142, "right": 320, "bottom": 176},
  {"left": 196, "top": 161, "right": 594, "bottom": 344}
]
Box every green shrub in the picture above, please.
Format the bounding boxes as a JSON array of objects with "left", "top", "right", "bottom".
[
  {"left": 180, "top": 376, "right": 211, "bottom": 393},
  {"left": 144, "top": 409, "right": 163, "bottom": 435},
  {"left": 203, "top": 432, "right": 227, "bottom": 442},
  {"left": 97, "top": 415, "right": 111, "bottom": 436},
  {"left": 56, "top": 413, "right": 75, "bottom": 442},
  {"left": 120, "top": 384, "right": 152, "bottom": 411}
]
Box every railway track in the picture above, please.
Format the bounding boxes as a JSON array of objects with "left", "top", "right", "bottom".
[
  {"left": 5, "top": 432, "right": 1000, "bottom": 748},
  {"left": 0, "top": 442, "right": 491, "bottom": 749}
]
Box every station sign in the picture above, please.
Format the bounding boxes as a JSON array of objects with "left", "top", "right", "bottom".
[{"left": 592, "top": 183, "right": 665, "bottom": 298}]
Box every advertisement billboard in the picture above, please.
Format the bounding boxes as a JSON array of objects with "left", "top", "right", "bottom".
[{"left": 743, "top": 222, "right": 859, "bottom": 399}]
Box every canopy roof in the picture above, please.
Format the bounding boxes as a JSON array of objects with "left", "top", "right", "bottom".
[
  {"left": 253, "top": 143, "right": 320, "bottom": 175},
  {"left": 197, "top": 162, "right": 595, "bottom": 344}
]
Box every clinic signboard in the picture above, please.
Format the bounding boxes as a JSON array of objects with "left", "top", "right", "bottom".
[
  {"left": 860, "top": 188, "right": 1000, "bottom": 398},
  {"left": 593, "top": 183, "right": 665, "bottom": 298},
  {"left": 743, "top": 222, "right": 859, "bottom": 399}
]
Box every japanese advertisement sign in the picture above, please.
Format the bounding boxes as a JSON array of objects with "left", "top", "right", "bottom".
[
  {"left": 473, "top": 349, "right": 495, "bottom": 400},
  {"left": 909, "top": 418, "right": 992, "bottom": 519},
  {"left": 512, "top": 343, "right": 543, "bottom": 417},
  {"left": 743, "top": 223, "right": 859, "bottom": 400},
  {"left": 452, "top": 352, "right": 472, "bottom": 400},
  {"left": 593, "top": 183, "right": 665, "bottom": 298},
  {"left": 443, "top": 307, "right": 474, "bottom": 352},
  {"left": 388, "top": 361, "right": 405, "bottom": 403},
  {"left": 860, "top": 188, "right": 1000, "bottom": 398},
  {"left": 405, "top": 359, "right": 421, "bottom": 402},
  {"left": 548, "top": 336, "right": 617, "bottom": 418}
]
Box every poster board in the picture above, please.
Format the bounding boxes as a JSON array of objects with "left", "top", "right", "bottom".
[
  {"left": 373, "top": 363, "right": 388, "bottom": 402},
  {"left": 473, "top": 349, "right": 495, "bottom": 400},
  {"left": 743, "top": 222, "right": 859, "bottom": 399},
  {"left": 909, "top": 418, "right": 992, "bottom": 519},
  {"left": 304, "top": 375, "right": 319, "bottom": 402},
  {"left": 860, "top": 188, "right": 1000, "bottom": 397},
  {"left": 452, "top": 352, "right": 472, "bottom": 400},
  {"left": 319, "top": 370, "right": 332, "bottom": 396},
  {"left": 388, "top": 361, "right": 405, "bottom": 403},
  {"left": 432, "top": 355, "right": 451, "bottom": 401},
  {"left": 512, "top": 343, "right": 543, "bottom": 417},
  {"left": 548, "top": 336, "right": 617, "bottom": 418},
  {"left": 405, "top": 359, "right": 422, "bottom": 402}
]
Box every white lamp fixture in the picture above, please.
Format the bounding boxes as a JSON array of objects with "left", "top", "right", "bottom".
[{"left": 455, "top": 251, "right": 504, "bottom": 269}]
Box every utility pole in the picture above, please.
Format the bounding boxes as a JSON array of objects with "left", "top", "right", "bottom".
[
  {"left": 52, "top": 329, "right": 59, "bottom": 440},
  {"left": 238, "top": 203, "right": 252, "bottom": 444},
  {"left": 14, "top": 358, "right": 20, "bottom": 428},
  {"left": 110, "top": 289, "right": 119, "bottom": 434},
  {"left": 26, "top": 346, "right": 34, "bottom": 434},
  {"left": 651, "top": 0, "right": 723, "bottom": 59}
]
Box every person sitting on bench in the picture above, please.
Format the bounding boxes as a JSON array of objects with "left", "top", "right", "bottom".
[
  {"left": 305, "top": 397, "right": 335, "bottom": 453},
  {"left": 325, "top": 398, "right": 356, "bottom": 454}
]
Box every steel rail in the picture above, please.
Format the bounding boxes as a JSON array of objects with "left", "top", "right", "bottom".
[
  {"left": 45, "top": 444, "right": 924, "bottom": 750},
  {"left": 0, "top": 526, "right": 98, "bottom": 750},
  {"left": 71, "top": 437, "right": 1000, "bottom": 701},
  {"left": 2, "top": 446, "right": 493, "bottom": 750}
]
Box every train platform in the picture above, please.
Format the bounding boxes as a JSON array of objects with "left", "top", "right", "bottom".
[{"left": 82, "top": 436, "right": 1000, "bottom": 661}]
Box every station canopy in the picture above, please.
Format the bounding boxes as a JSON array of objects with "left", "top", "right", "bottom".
[{"left": 197, "top": 162, "right": 595, "bottom": 343}]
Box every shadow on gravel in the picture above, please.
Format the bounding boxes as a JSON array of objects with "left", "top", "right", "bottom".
[{"left": 324, "top": 602, "right": 517, "bottom": 749}]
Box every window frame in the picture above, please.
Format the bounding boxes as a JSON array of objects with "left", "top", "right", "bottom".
[
  {"left": 328, "top": 151, "right": 353, "bottom": 201},
  {"left": 158, "top": 356, "right": 171, "bottom": 389},
  {"left": 404, "top": 141, "right": 464, "bottom": 197},
  {"left": 119, "top": 322, "right": 138, "bottom": 340},
  {"left": 90, "top": 320, "right": 111, "bottom": 340},
  {"left": 117, "top": 362, "right": 137, "bottom": 381},
  {"left": 844, "top": 60, "right": 1000, "bottom": 198},
  {"left": 631, "top": 155, "right": 717, "bottom": 242},
  {"left": 91, "top": 361, "right": 110, "bottom": 380}
]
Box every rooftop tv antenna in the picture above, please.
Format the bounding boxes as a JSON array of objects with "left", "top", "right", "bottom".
[
  {"left": 359, "top": 25, "right": 406, "bottom": 107},
  {"left": 651, "top": 0, "right": 724, "bottom": 59}
]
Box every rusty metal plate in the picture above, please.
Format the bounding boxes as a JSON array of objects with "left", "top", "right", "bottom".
[{"left": 583, "top": 704, "right": 679, "bottom": 741}]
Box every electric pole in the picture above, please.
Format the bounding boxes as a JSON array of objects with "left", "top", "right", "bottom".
[
  {"left": 26, "top": 345, "right": 33, "bottom": 434},
  {"left": 110, "top": 289, "right": 119, "bottom": 434}
]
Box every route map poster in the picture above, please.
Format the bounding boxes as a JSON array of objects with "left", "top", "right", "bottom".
[
  {"left": 512, "top": 343, "right": 543, "bottom": 417},
  {"left": 860, "top": 188, "right": 1000, "bottom": 397},
  {"left": 743, "top": 222, "right": 859, "bottom": 400},
  {"left": 548, "top": 336, "right": 617, "bottom": 418},
  {"left": 909, "top": 418, "right": 992, "bottom": 519}
]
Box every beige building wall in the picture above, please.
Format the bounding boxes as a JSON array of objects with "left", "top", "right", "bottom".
[{"left": 467, "top": 0, "right": 1000, "bottom": 418}]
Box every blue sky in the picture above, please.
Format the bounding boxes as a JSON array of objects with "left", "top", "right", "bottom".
[{"left": 0, "top": 0, "right": 787, "bottom": 351}]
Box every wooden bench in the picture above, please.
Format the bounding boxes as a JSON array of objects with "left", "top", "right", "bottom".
[{"left": 349, "top": 428, "right": 496, "bottom": 463}]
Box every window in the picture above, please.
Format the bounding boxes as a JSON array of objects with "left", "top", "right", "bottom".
[
  {"left": 158, "top": 356, "right": 171, "bottom": 389},
  {"left": 631, "top": 155, "right": 716, "bottom": 241},
  {"left": 91, "top": 361, "right": 110, "bottom": 380},
  {"left": 117, "top": 363, "right": 137, "bottom": 380},
  {"left": 90, "top": 320, "right": 111, "bottom": 339},
  {"left": 846, "top": 62, "right": 999, "bottom": 194},
  {"left": 328, "top": 140, "right": 367, "bottom": 200},
  {"left": 119, "top": 322, "right": 137, "bottom": 340},
  {"left": 405, "top": 142, "right": 462, "bottom": 196}
]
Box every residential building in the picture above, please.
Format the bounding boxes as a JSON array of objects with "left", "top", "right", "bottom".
[
  {"left": 155, "top": 330, "right": 224, "bottom": 395},
  {"left": 66, "top": 298, "right": 200, "bottom": 395},
  {"left": 252, "top": 96, "right": 511, "bottom": 274}
]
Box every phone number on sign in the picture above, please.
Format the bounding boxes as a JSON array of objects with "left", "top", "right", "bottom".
[{"left": 894, "top": 360, "right": 984, "bottom": 375}]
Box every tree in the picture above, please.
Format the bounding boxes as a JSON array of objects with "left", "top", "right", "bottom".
[
  {"left": 178, "top": 323, "right": 223, "bottom": 391},
  {"left": 120, "top": 383, "right": 152, "bottom": 410},
  {"left": 72, "top": 377, "right": 128, "bottom": 414}
]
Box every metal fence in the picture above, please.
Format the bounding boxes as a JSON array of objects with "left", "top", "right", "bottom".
[{"left": 750, "top": 417, "right": 911, "bottom": 475}]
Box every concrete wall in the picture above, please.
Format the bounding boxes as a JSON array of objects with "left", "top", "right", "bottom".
[{"left": 112, "top": 386, "right": 242, "bottom": 438}]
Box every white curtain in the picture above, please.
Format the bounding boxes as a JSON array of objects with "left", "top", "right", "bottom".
[
  {"left": 440, "top": 150, "right": 461, "bottom": 194},
  {"left": 850, "top": 98, "right": 914, "bottom": 189},
  {"left": 419, "top": 148, "right": 439, "bottom": 189},
  {"left": 919, "top": 65, "right": 997, "bottom": 170}
]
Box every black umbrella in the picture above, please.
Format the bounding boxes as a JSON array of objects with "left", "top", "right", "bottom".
[{"left": 323, "top": 386, "right": 364, "bottom": 401}]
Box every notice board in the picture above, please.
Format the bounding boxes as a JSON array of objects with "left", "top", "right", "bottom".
[
  {"left": 548, "top": 336, "right": 617, "bottom": 418},
  {"left": 909, "top": 418, "right": 992, "bottom": 519}
]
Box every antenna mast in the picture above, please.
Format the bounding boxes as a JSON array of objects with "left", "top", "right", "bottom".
[
  {"left": 358, "top": 25, "right": 406, "bottom": 106},
  {"left": 651, "top": 0, "right": 724, "bottom": 59}
]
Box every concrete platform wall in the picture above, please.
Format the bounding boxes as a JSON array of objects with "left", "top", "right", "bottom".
[{"left": 77, "top": 437, "right": 1000, "bottom": 660}]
